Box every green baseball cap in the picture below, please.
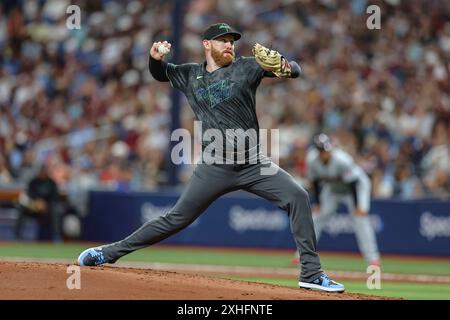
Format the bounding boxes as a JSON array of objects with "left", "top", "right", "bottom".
[{"left": 202, "top": 23, "right": 241, "bottom": 41}]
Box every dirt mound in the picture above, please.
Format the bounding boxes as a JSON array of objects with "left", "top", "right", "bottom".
[{"left": 0, "top": 261, "right": 390, "bottom": 300}]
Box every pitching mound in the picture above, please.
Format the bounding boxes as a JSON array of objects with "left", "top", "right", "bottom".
[{"left": 0, "top": 261, "right": 388, "bottom": 300}]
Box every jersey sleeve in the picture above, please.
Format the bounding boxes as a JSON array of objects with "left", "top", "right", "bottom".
[{"left": 166, "top": 63, "right": 195, "bottom": 91}]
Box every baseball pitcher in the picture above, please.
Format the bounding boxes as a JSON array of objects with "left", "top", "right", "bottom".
[{"left": 77, "top": 23, "right": 345, "bottom": 292}]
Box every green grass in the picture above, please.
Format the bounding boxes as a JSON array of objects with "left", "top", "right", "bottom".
[
  {"left": 0, "top": 243, "right": 289, "bottom": 267},
  {"left": 1, "top": 243, "right": 450, "bottom": 276},
  {"left": 224, "top": 277, "right": 450, "bottom": 300},
  {"left": 318, "top": 255, "right": 450, "bottom": 276},
  {"left": 0, "top": 243, "right": 82, "bottom": 261},
  {"left": 1, "top": 242, "right": 450, "bottom": 300}
]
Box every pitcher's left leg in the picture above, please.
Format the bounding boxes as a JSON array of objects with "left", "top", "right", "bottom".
[
  {"left": 238, "top": 162, "right": 321, "bottom": 282},
  {"left": 238, "top": 162, "right": 344, "bottom": 292}
]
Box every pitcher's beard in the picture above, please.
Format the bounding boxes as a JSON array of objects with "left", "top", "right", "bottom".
[{"left": 211, "top": 47, "right": 234, "bottom": 67}]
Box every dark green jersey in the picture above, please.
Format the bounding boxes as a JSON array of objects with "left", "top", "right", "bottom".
[{"left": 166, "top": 57, "right": 268, "bottom": 160}]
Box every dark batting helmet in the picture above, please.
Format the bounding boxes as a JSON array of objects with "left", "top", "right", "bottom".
[{"left": 313, "top": 133, "right": 332, "bottom": 152}]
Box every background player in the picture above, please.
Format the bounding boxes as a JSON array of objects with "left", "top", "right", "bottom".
[
  {"left": 77, "top": 23, "right": 345, "bottom": 292},
  {"left": 293, "top": 133, "right": 380, "bottom": 267}
]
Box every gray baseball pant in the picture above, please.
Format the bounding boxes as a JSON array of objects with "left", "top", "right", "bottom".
[
  {"left": 101, "top": 161, "right": 323, "bottom": 282},
  {"left": 313, "top": 184, "right": 380, "bottom": 264}
]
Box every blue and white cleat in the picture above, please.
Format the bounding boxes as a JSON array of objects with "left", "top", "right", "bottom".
[
  {"left": 298, "top": 274, "right": 345, "bottom": 293},
  {"left": 77, "top": 247, "right": 107, "bottom": 266}
]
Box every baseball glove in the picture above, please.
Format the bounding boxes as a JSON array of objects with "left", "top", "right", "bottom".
[{"left": 252, "top": 43, "right": 291, "bottom": 78}]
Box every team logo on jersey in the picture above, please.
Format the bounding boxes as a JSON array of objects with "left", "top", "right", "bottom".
[{"left": 196, "top": 79, "right": 234, "bottom": 108}]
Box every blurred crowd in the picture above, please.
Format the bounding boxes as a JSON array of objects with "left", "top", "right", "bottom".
[{"left": 1, "top": 0, "right": 450, "bottom": 210}]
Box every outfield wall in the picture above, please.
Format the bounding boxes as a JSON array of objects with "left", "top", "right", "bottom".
[{"left": 80, "top": 190, "right": 450, "bottom": 257}]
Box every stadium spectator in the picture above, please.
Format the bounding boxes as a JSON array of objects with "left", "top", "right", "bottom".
[
  {"left": 0, "top": 156, "right": 13, "bottom": 184},
  {"left": 421, "top": 119, "right": 450, "bottom": 198}
]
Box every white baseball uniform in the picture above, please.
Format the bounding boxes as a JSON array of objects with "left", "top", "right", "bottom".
[{"left": 307, "top": 147, "right": 380, "bottom": 265}]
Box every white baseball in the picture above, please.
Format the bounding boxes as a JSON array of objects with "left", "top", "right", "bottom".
[{"left": 158, "top": 44, "right": 170, "bottom": 55}]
